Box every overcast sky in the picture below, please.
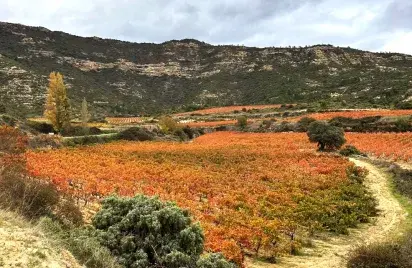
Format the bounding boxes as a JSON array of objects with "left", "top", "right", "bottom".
[{"left": 1, "top": 0, "right": 411, "bottom": 54}]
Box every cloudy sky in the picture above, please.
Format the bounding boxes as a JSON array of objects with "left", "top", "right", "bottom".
[{"left": 1, "top": 0, "right": 411, "bottom": 54}]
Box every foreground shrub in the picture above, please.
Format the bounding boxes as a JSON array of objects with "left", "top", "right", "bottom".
[
  {"left": 307, "top": 121, "right": 346, "bottom": 151},
  {"left": 39, "top": 217, "right": 120, "bottom": 268},
  {"left": 118, "top": 127, "right": 154, "bottom": 141},
  {"left": 93, "top": 195, "right": 203, "bottom": 267},
  {"left": 0, "top": 172, "right": 59, "bottom": 219},
  {"left": 92, "top": 195, "right": 234, "bottom": 268},
  {"left": 347, "top": 233, "right": 412, "bottom": 268}
]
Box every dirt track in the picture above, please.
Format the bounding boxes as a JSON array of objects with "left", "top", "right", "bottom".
[{"left": 248, "top": 158, "right": 408, "bottom": 268}]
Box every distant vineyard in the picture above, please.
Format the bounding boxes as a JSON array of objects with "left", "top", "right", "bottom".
[
  {"left": 27, "top": 132, "right": 373, "bottom": 264},
  {"left": 175, "top": 104, "right": 284, "bottom": 116},
  {"left": 105, "top": 117, "right": 142, "bottom": 124},
  {"left": 347, "top": 132, "right": 412, "bottom": 162},
  {"left": 290, "top": 109, "right": 412, "bottom": 121},
  {"left": 181, "top": 120, "right": 238, "bottom": 127}
]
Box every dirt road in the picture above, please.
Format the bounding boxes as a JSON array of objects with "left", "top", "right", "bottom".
[{"left": 248, "top": 158, "right": 408, "bottom": 268}]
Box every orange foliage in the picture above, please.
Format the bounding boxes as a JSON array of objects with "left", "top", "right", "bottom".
[
  {"left": 181, "top": 120, "right": 238, "bottom": 127},
  {"left": 175, "top": 104, "right": 285, "bottom": 116},
  {"left": 289, "top": 110, "right": 412, "bottom": 122},
  {"left": 346, "top": 132, "right": 412, "bottom": 162},
  {"left": 106, "top": 117, "right": 142, "bottom": 124},
  {"left": 27, "top": 132, "right": 353, "bottom": 263}
]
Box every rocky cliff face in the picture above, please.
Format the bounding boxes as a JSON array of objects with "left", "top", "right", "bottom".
[{"left": 1, "top": 21, "right": 411, "bottom": 116}]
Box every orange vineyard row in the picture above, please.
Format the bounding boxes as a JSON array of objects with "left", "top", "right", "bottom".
[
  {"left": 105, "top": 117, "right": 143, "bottom": 124},
  {"left": 346, "top": 132, "right": 412, "bottom": 162},
  {"left": 27, "top": 132, "right": 357, "bottom": 263},
  {"left": 175, "top": 104, "right": 284, "bottom": 116},
  {"left": 289, "top": 109, "right": 412, "bottom": 122}
]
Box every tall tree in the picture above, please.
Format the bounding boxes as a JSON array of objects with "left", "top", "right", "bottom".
[
  {"left": 81, "top": 97, "right": 91, "bottom": 126},
  {"left": 44, "top": 72, "right": 71, "bottom": 132}
]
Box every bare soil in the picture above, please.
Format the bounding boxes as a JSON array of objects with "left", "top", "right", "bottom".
[{"left": 0, "top": 211, "right": 82, "bottom": 268}]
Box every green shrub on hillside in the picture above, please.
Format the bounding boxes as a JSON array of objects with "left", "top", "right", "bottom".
[
  {"left": 118, "top": 127, "right": 154, "bottom": 141},
  {"left": 237, "top": 116, "right": 248, "bottom": 129},
  {"left": 296, "top": 117, "right": 316, "bottom": 132}
]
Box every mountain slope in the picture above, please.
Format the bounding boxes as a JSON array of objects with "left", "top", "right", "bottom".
[{"left": 1, "top": 21, "right": 412, "bottom": 116}]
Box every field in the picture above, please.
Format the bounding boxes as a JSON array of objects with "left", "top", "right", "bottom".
[
  {"left": 289, "top": 109, "right": 412, "bottom": 122},
  {"left": 105, "top": 117, "right": 143, "bottom": 124},
  {"left": 181, "top": 120, "right": 239, "bottom": 128},
  {"left": 175, "top": 104, "right": 284, "bottom": 116},
  {"left": 26, "top": 132, "right": 376, "bottom": 264},
  {"left": 346, "top": 133, "right": 412, "bottom": 162}
]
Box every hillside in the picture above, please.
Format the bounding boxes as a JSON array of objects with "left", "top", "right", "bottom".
[{"left": 1, "top": 21, "right": 412, "bottom": 117}]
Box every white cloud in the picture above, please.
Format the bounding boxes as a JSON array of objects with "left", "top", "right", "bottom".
[
  {"left": 0, "top": 0, "right": 411, "bottom": 55},
  {"left": 381, "top": 31, "right": 412, "bottom": 54}
]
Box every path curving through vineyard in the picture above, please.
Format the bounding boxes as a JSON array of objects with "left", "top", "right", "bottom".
[{"left": 247, "top": 158, "right": 408, "bottom": 268}]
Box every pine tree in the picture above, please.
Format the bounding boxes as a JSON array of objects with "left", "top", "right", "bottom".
[
  {"left": 44, "top": 72, "right": 71, "bottom": 132},
  {"left": 81, "top": 97, "right": 91, "bottom": 126}
]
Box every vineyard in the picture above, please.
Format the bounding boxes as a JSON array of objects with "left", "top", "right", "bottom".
[
  {"left": 346, "top": 132, "right": 412, "bottom": 162},
  {"left": 181, "top": 120, "right": 239, "bottom": 128},
  {"left": 105, "top": 117, "right": 143, "bottom": 124},
  {"left": 289, "top": 109, "right": 412, "bottom": 121},
  {"left": 175, "top": 104, "right": 284, "bottom": 116},
  {"left": 26, "top": 132, "right": 376, "bottom": 264}
]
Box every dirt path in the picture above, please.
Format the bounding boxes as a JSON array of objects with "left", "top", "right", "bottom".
[
  {"left": 248, "top": 158, "right": 408, "bottom": 268},
  {"left": 0, "top": 211, "right": 82, "bottom": 268}
]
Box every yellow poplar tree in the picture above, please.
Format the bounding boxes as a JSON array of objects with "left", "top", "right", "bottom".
[{"left": 44, "top": 72, "right": 71, "bottom": 132}]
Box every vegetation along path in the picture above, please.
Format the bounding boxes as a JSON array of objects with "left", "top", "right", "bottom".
[{"left": 248, "top": 158, "right": 408, "bottom": 268}]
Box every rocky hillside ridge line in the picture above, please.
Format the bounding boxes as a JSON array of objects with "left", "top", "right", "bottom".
[{"left": 1, "top": 21, "right": 412, "bottom": 116}]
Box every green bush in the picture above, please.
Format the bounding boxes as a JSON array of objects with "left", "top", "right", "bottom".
[
  {"left": 26, "top": 120, "right": 55, "bottom": 134},
  {"left": 307, "top": 121, "right": 346, "bottom": 151},
  {"left": 197, "top": 253, "right": 236, "bottom": 268},
  {"left": 92, "top": 195, "right": 233, "bottom": 268},
  {"left": 64, "top": 134, "right": 119, "bottom": 146},
  {"left": 390, "top": 165, "right": 412, "bottom": 199},
  {"left": 38, "top": 218, "right": 120, "bottom": 268},
  {"left": 296, "top": 117, "right": 316, "bottom": 132},
  {"left": 61, "top": 126, "right": 103, "bottom": 137},
  {"left": 347, "top": 232, "right": 412, "bottom": 268},
  {"left": 159, "top": 116, "right": 180, "bottom": 133},
  {"left": 237, "top": 116, "right": 248, "bottom": 129},
  {"left": 394, "top": 117, "right": 411, "bottom": 132},
  {"left": 0, "top": 114, "right": 19, "bottom": 127},
  {"left": 339, "top": 145, "right": 365, "bottom": 157},
  {"left": 174, "top": 128, "right": 189, "bottom": 141},
  {"left": 118, "top": 127, "right": 154, "bottom": 141}
]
